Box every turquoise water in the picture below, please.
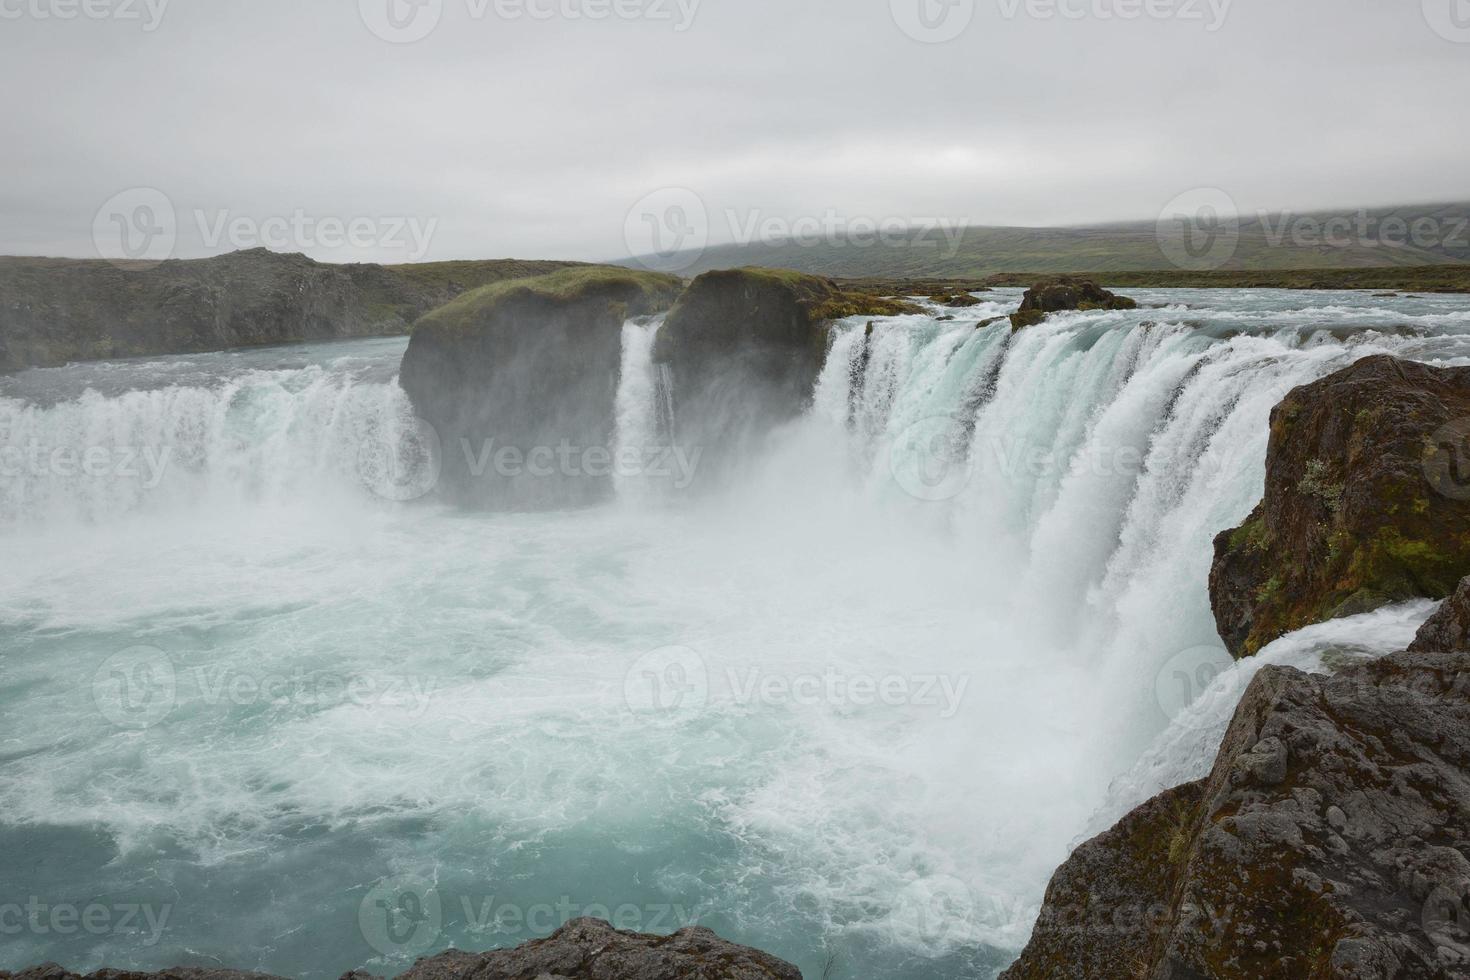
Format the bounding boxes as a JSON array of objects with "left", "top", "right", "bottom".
[{"left": 2, "top": 288, "right": 1467, "bottom": 978}]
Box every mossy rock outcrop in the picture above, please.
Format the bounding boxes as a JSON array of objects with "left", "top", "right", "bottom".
[
  {"left": 1008, "top": 277, "right": 1137, "bottom": 330},
  {"left": 0, "top": 250, "right": 581, "bottom": 372},
  {"left": 650, "top": 267, "right": 911, "bottom": 486},
  {"left": 1004, "top": 647, "right": 1470, "bottom": 979},
  {"left": 1210, "top": 354, "right": 1470, "bottom": 657},
  {"left": 399, "top": 266, "right": 682, "bottom": 509}
]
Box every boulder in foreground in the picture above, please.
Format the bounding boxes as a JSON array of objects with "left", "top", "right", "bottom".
[
  {"left": 1008, "top": 277, "right": 1137, "bottom": 329},
  {"left": 0, "top": 919, "right": 801, "bottom": 980},
  {"left": 393, "top": 917, "right": 802, "bottom": 980},
  {"left": 1211, "top": 354, "right": 1470, "bottom": 657},
  {"left": 1003, "top": 648, "right": 1470, "bottom": 979}
]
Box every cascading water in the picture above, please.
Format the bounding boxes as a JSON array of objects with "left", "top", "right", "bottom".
[
  {"left": 2, "top": 291, "right": 1468, "bottom": 979},
  {"left": 0, "top": 345, "right": 428, "bottom": 525}
]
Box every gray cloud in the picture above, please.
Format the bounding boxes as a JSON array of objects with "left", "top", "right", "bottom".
[{"left": 2, "top": 0, "right": 1467, "bottom": 263}]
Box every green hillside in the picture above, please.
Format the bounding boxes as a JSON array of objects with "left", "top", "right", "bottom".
[{"left": 641, "top": 202, "right": 1470, "bottom": 279}]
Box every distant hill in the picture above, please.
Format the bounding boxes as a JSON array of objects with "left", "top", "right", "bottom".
[
  {"left": 0, "top": 249, "right": 584, "bottom": 371},
  {"left": 631, "top": 202, "right": 1470, "bottom": 279}
]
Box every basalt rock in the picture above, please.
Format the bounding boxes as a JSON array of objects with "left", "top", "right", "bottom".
[
  {"left": 1003, "top": 648, "right": 1470, "bottom": 979},
  {"left": 1008, "top": 277, "right": 1137, "bottom": 330},
  {"left": 0, "top": 969, "right": 284, "bottom": 980},
  {"left": 0, "top": 919, "right": 800, "bottom": 980},
  {"left": 392, "top": 917, "right": 802, "bottom": 980},
  {"left": 929, "top": 291, "right": 985, "bottom": 307},
  {"left": 1210, "top": 354, "right": 1470, "bottom": 657},
  {"left": 0, "top": 250, "right": 580, "bottom": 372},
  {"left": 399, "top": 267, "right": 682, "bottom": 509},
  {"left": 650, "top": 267, "right": 910, "bottom": 486},
  {"left": 1410, "top": 576, "right": 1470, "bottom": 653}
]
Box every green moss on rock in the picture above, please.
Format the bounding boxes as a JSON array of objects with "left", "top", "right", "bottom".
[
  {"left": 1007, "top": 276, "right": 1137, "bottom": 330},
  {"left": 415, "top": 266, "right": 682, "bottom": 338},
  {"left": 1211, "top": 354, "right": 1470, "bottom": 657}
]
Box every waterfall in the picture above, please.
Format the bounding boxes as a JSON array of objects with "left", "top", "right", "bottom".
[
  {"left": 0, "top": 365, "right": 423, "bottom": 525},
  {"left": 3, "top": 295, "right": 1462, "bottom": 976},
  {"left": 613, "top": 314, "right": 668, "bottom": 501}
]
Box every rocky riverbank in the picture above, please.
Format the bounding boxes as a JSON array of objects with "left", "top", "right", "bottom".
[
  {"left": 1011, "top": 352, "right": 1470, "bottom": 977},
  {"left": 1002, "top": 643, "right": 1470, "bottom": 979},
  {"left": 0, "top": 250, "right": 581, "bottom": 372},
  {"left": 0, "top": 918, "right": 802, "bottom": 980}
]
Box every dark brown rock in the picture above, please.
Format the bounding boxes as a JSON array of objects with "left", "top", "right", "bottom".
[
  {"left": 398, "top": 267, "right": 682, "bottom": 509},
  {"left": 651, "top": 267, "right": 909, "bottom": 486},
  {"left": 394, "top": 918, "right": 801, "bottom": 980},
  {"left": 0, "top": 967, "right": 284, "bottom": 980},
  {"left": 1210, "top": 354, "right": 1470, "bottom": 657},
  {"left": 1003, "top": 649, "right": 1470, "bottom": 979},
  {"left": 1007, "top": 277, "right": 1137, "bottom": 330},
  {"left": 929, "top": 291, "right": 984, "bottom": 308},
  {"left": 1410, "top": 576, "right": 1470, "bottom": 653},
  {"left": 0, "top": 921, "right": 798, "bottom": 980}
]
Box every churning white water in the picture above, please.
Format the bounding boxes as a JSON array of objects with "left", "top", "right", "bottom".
[{"left": 2, "top": 290, "right": 1467, "bottom": 979}]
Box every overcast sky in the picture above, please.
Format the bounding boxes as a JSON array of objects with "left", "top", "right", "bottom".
[{"left": 2, "top": 0, "right": 1468, "bottom": 264}]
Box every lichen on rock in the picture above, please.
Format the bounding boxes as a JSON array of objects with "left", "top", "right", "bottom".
[
  {"left": 1003, "top": 648, "right": 1470, "bottom": 979},
  {"left": 1210, "top": 354, "right": 1470, "bottom": 657}
]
